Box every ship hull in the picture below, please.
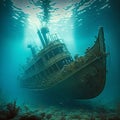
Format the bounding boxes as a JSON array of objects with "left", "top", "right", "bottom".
[{"left": 34, "top": 55, "right": 106, "bottom": 100}]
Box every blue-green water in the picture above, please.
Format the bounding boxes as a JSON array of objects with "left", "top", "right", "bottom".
[{"left": 0, "top": 0, "right": 120, "bottom": 111}]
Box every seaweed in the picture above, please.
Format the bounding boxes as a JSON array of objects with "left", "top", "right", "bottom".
[
  {"left": 6, "top": 100, "right": 20, "bottom": 119},
  {"left": 0, "top": 100, "right": 20, "bottom": 120}
]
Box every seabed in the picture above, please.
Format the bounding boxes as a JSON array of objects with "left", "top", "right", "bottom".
[{"left": 0, "top": 101, "right": 120, "bottom": 120}]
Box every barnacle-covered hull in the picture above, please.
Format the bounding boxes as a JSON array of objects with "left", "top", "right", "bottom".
[{"left": 20, "top": 27, "right": 107, "bottom": 99}]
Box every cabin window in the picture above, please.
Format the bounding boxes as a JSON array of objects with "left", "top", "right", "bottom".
[
  {"left": 57, "top": 59, "right": 66, "bottom": 69},
  {"left": 56, "top": 57, "right": 73, "bottom": 69},
  {"left": 49, "top": 51, "right": 54, "bottom": 58},
  {"left": 54, "top": 46, "right": 64, "bottom": 55},
  {"left": 45, "top": 64, "right": 58, "bottom": 75},
  {"left": 45, "top": 46, "right": 66, "bottom": 60},
  {"left": 66, "top": 57, "right": 73, "bottom": 64},
  {"left": 45, "top": 51, "right": 54, "bottom": 60},
  {"left": 54, "top": 47, "right": 59, "bottom": 55},
  {"left": 44, "top": 46, "right": 66, "bottom": 61}
]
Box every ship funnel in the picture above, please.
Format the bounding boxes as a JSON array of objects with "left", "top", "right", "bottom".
[
  {"left": 41, "top": 27, "right": 50, "bottom": 45},
  {"left": 37, "top": 30, "right": 46, "bottom": 48}
]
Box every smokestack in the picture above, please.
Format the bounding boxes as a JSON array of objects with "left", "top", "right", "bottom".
[
  {"left": 41, "top": 27, "right": 50, "bottom": 45},
  {"left": 37, "top": 30, "right": 46, "bottom": 48}
]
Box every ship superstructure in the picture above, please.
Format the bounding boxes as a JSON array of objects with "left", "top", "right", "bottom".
[{"left": 21, "top": 27, "right": 73, "bottom": 89}]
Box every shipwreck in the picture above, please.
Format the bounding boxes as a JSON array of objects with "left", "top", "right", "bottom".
[{"left": 19, "top": 27, "right": 107, "bottom": 100}]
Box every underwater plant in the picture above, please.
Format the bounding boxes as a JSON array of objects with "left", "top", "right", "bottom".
[
  {"left": 0, "top": 100, "right": 20, "bottom": 120},
  {"left": 6, "top": 100, "right": 20, "bottom": 119}
]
